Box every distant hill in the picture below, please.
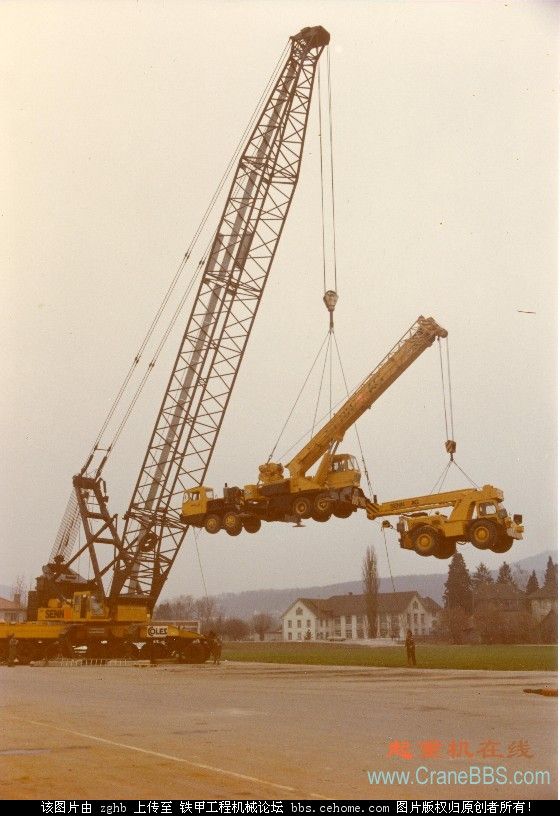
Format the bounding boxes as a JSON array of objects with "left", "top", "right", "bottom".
[{"left": 212, "top": 549, "right": 557, "bottom": 619}]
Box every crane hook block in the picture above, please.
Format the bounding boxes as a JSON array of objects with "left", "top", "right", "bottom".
[
  {"left": 323, "top": 290, "right": 338, "bottom": 330},
  {"left": 323, "top": 290, "right": 338, "bottom": 312},
  {"left": 445, "top": 439, "right": 457, "bottom": 456}
]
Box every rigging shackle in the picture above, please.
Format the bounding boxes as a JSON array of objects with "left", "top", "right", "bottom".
[{"left": 323, "top": 289, "right": 338, "bottom": 331}]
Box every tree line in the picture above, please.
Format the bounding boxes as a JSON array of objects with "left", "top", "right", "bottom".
[
  {"left": 441, "top": 553, "right": 557, "bottom": 644},
  {"left": 153, "top": 594, "right": 277, "bottom": 641}
]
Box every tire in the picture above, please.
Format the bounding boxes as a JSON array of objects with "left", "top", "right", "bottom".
[
  {"left": 434, "top": 540, "right": 456, "bottom": 560},
  {"left": 243, "top": 517, "right": 261, "bottom": 534},
  {"left": 333, "top": 503, "right": 353, "bottom": 519},
  {"left": 311, "top": 510, "right": 331, "bottom": 523},
  {"left": 223, "top": 512, "right": 243, "bottom": 536},
  {"left": 469, "top": 519, "right": 497, "bottom": 549},
  {"left": 292, "top": 495, "right": 312, "bottom": 519},
  {"left": 204, "top": 514, "right": 221, "bottom": 534},
  {"left": 313, "top": 493, "right": 331, "bottom": 515},
  {"left": 491, "top": 537, "right": 513, "bottom": 554},
  {"left": 412, "top": 525, "right": 441, "bottom": 557}
]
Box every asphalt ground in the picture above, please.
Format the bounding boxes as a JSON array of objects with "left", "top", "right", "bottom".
[{"left": 1, "top": 662, "right": 556, "bottom": 800}]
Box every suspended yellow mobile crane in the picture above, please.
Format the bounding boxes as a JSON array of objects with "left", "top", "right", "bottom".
[
  {"left": 354, "top": 484, "right": 523, "bottom": 560},
  {"left": 181, "top": 316, "right": 448, "bottom": 533}
]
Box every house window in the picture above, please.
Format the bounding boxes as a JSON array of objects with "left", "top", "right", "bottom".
[
  {"left": 297, "top": 633, "right": 302, "bottom": 640},
  {"left": 406, "top": 613, "right": 411, "bottom": 625},
  {"left": 346, "top": 627, "right": 352, "bottom": 639},
  {"left": 288, "top": 620, "right": 292, "bottom": 628},
  {"left": 296, "top": 607, "right": 303, "bottom": 615},
  {"left": 335, "top": 616, "right": 341, "bottom": 625},
  {"left": 287, "top": 632, "right": 292, "bottom": 641},
  {"left": 413, "top": 601, "right": 419, "bottom": 610},
  {"left": 297, "top": 619, "right": 302, "bottom": 628},
  {"left": 420, "top": 614, "right": 425, "bottom": 625},
  {"left": 413, "top": 613, "right": 418, "bottom": 624},
  {"left": 306, "top": 619, "right": 311, "bottom": 628}
]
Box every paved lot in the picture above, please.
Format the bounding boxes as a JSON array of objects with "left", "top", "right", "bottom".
[{"left": 1, "top": 662, "right": 556, "bottom": 800}]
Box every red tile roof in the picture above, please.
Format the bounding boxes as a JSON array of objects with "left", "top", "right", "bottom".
[{"left": 0, "top": 596, "right": 24, "bottom": 611}]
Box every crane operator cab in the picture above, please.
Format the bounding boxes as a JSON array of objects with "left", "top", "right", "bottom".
[
  {"left": 327, "top": 453, "right": 361, "bottom": 488},
  {"left": 181, "top": 486, "right": 216, "bottom": 521}
]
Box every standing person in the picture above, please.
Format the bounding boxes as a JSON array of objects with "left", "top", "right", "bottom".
[
  {"left": 207, "top": 631, "right": 222, "bottom": 665},
  {"left": 405, "top": 629, "right": 416, "bottom": 667},
  {"left": 7, "top": 634, "right": 19, "bottom": 667}
]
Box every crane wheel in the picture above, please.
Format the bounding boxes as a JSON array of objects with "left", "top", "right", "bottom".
[
  {"left": 313, "top": 493, "right": 331, "bottom": 515},
  {"left": 491, "top": 537, "right": 513, "bottom": 554},
  {"left": 292, "top": 496, "right": 312, "bottom": 518},
  {"left": 469, "top": 519, "right": 497, "bottom": 549},
  {"left": 223, "top": 512, "right": 243, "bottom": 536},
  {"left": 333, "top": 503, "right": 353, "bottom": 519},
  {"left": 204, "top": 514, "right": 222, "bottom": 534},
  {"left": 434, "top": 541, "right": 456, "bottom": 560},
  {"left": 412, "top": 525, "right": 441, "bottom": 557},
  {"left": 311, "top": 510, "right": 331, "bottom": 523},
  {"left": 243, "top": 517, "right": 261, "bottom": 534}
]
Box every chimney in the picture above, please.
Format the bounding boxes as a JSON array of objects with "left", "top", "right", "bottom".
[{"left": 14, "top": 593, "right": 21, "bottom": 607}]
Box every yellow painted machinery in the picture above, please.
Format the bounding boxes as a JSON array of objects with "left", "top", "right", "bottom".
[
  {"left": 356, "top": 484, "right": 524, "bottom": 559},
  {"left": 181, "top": 316, "right": 449, "bottom": 533}
]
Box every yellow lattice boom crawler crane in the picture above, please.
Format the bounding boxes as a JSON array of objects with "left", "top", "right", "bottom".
[{"left": 0, "top": 25, "right": 330, "bottom": 664}]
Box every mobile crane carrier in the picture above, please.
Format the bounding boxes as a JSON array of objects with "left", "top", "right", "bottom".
[{"left": 0, "top": 25, "right": 330, "bottom": 664}]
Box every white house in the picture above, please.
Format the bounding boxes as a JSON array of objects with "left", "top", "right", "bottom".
[
  {"left": 0, "top": 594, "right": 26, "bottom": 624},
  {"left": 281, "top": 591, "right": 440, "bottom": 642}
]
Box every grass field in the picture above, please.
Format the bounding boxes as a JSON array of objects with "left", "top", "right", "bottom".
[{"left": 222, "top": 641, "right": 557, "bottom": 671}]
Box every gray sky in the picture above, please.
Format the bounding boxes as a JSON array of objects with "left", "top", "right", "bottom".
[{"left": 1, "top": 1, "right": 557, "bottom": 601}]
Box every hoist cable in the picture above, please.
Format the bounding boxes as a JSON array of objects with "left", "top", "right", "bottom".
[
  {"left": 451, "top": 459, "right": 479, "bottom": 489},
  {"left": 446, "top": 339, "right": 455, "bottom": 440},
  {"left": 429, "top": 459, "right": 453, "bottom": 495},
  {"left": 329, "top": 333, "right": 333, "bottom": 418},
  {"left": 310, "top": 334, "right": 331, "bottom": 440},
  {"left": 86, "top": 42, "right": 290, "bottom": 469},
  {"left": 108, "top": 260, "right": 203, "bottom": 451},
  {"left": 381, "top": 525, "right": 397, "bottom": 593},
  {"left": 317, "top": 61, "right": 327, "bottom": 294},
  {"left": 192, "top": 527, "right": 209, "bottom": 601},
  {"left": 332, "top": 332, "right": 375, "bottom": 499},
  {"left": 326, "top": 47, "right": 338, "bottom": 293},
  {"left": 438, "top": 337, "right": 450, "bottom": 442},
  {"left": 267, "top": 331, "right": 330, "bottom": 463}
]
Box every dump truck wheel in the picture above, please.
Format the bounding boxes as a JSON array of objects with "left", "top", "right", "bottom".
[
  {"left": 333, "top": 503, "right": 353, "bottom": 519},
  {"left": 243, "top": 517, "right": 261, "bottom": 534},
  {"left": 434, "top": 540, "right": 456, "bottom": 559},
  {"left": 412, "top": 525, "right": 440, "bottom": 556},
  {"left": 292, "top": 495, "right": 312, "bottom": 518},
  {"left": 469, "top": 519, "right": 497, "bottom": 549},
  {"left": 223, "top": 512, "right": 243, "bottom": 536},
  {"left": 491, "top": 537, "right": 513, "bottom": 554},
  {"left": 204, "top": 514, "right": 222, "bottom": 534}
]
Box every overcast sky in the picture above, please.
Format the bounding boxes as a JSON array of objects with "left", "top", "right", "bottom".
[{"left": 1, "top": 1, "right": 557, "bottom": 602}]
